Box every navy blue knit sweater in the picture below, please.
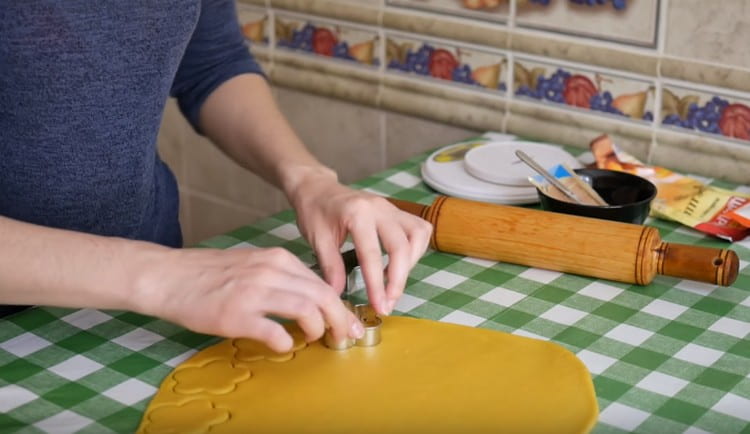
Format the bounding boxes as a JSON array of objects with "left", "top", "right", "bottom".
[{"left": 0, "top": 0, "right": 263, "bottom": 247}]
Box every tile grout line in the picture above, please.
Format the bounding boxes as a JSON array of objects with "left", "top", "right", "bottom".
[
  {"left": 503, "top": 0, "right": 517, "bottom": 134},
  {"left": 378, "top": 0, "right": 387, "bottom": 173},
  {"left": 648, "top": 0, "right": 669, "bottom": 165}
]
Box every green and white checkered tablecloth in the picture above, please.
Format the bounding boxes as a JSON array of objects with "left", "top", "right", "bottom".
[{"left": 2, "top": 147, "right": 749, "bottom": 433}]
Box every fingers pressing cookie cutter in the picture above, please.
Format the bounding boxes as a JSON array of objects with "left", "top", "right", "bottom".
[{"left": 323, "top": 301, "right": 382, "bottom": 350}]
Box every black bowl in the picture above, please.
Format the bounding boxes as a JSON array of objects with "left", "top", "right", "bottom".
[{"left": 537, "top": 169, "right": 657, "bottom": 224}]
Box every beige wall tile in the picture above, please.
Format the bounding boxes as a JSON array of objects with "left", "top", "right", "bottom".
[
  {"left": 506, "top": 110, "right": 652, "bottom": 161},
  {"left": 385, "top": 112, "right": 479, "bottom": 167},
  {"left": 273, "top": 50, "right": 380, "bottom": 85},
  {"left": 380, "top": 86, "right": 505, "bottom": 136},
  {"left": 270, "top": 64, "right": 380, "bottom": 108},
  {"left": 661, "top": 57, "right": 750, "bottom": 94},
  {"left": 383, "top": 9, "right": 509, "bottom": 49},
  {"left": 182, "top": 129, "right": 286, "bottom": 215},
  {"left": 382, "top": 74, "right": 505, "bottom": 111},
  {"left": 270, "top": 0, "right": 380, "bottom": 25},
  {"left": 665, "top": 0, "right": 750, "bottom": 70},
  {"left": 508, "top": 100, "right": 653, "bottom": 144},
  {"left": 654, "top": 130, "right": 750, "bottom": 184},
  {"left": 274, "top": 86, "right": 385, "bottom": 184},
  {"left": 510, "top": 31, "right": 659, "bottom": 76},
  {"left": 185, "top": 192, "right": 269, "bottom": 246}
]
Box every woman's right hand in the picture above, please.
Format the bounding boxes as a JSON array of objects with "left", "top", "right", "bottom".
[{"left": 135, "top": 246, "right": 363, "bottom": 353}]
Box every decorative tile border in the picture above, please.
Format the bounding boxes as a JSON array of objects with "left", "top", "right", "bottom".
[
  {"left": 385, "top": 33, "right": 508, "bottom": 92},
  {"left": 274, "top": 13, "right": 381, "bottom": 68},
  {"left": 512, "top": 57, "right": 655, "bottom": 124},
  {"left": 237, "top": 4, "right": 270, "bottom": 45},
  {"left": 659, "top": 85, "right": 750, "bottom": 144}
]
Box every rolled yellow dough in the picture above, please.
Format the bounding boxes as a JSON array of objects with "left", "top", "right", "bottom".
[{"left": 137, "top": 316, "right": 598, "bottom": 433}]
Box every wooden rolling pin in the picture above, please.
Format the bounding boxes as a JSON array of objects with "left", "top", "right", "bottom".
[{"left": 389, "top": 196, "right": 739, "bottom": 287}]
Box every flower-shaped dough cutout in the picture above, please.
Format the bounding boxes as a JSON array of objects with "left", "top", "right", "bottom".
[
  {"left": 172, "top": 360, "right": 251, "bottom": 395},
  {"left": 143, "top": 399, "right": 229, "bottom": 434},
  {"left": 234, "top": 327, "right": 307, "bottom": 362}
]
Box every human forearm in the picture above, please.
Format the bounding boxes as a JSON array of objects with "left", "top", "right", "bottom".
[
  {"left": 198, "top": 73, "right": 336, "bottom": 202},
  {"left": 0, "top": 215, "right": 362, "bottom": 350},
  {"left": 0, "top": 216, "right": 164, "bottom": 312}
]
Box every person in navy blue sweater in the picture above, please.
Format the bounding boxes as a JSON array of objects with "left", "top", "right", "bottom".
[{"left": 0, "top": 1, "right": 431, "bottom": 352}]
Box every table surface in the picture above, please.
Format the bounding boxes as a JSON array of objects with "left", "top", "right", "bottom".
[{"left": 1, "top": 144, "right": 750, "bottom": 434}]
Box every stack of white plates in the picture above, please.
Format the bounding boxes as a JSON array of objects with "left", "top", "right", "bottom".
[{"left": 421, "top": 137, "right": 581, "bottom": 205}]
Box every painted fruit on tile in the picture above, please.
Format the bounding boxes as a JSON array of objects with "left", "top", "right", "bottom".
[
  {"left": 612, "top": 91, "right": 648, "bottom": 119},
  {"left": 349, "top": 40, "right": 375, "bottom": 65},
  {"left": 472, "top": 63, "right": 501, "bottom": 88},
  {"left": 563, "top": 75, "right": 597, "bottom": 108},
  {"left": 514, "top": 64, "right": 651, "bottom": 120},
  {"left": 429, "top": 49, "right": 459, "bottom": 80},
  {"left": 242, "top": 18, "right": 266, "bottom": 43},
  {"left": 462, "top": 0, "right": 502, "bottom": 9},
  {"left": 719, "top": 103, "right": 750, "bottom": 140},
  {"left": 662, "top": 91, "right": 750, "bottom": 141},
  {"left": 313, "top": 28, "right": 337, "bottom": 57}
]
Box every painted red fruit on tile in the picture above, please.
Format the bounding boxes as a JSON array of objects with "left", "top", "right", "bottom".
[
  {"left": 429, "top": 49, "right": 459, "bottom": 80},
  {"left": 719, "top": 103, "right": 750, "bottom": 140},
  {"left": 312, "top": 28, "right": 337, "bottom": 57},
  {"left": 563, "top": 75, "right": 597, "bottom": 108}
]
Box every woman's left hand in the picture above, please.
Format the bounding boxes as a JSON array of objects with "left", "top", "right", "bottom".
[{"left": 288, "top": 170, "right": 432, "bottom": 316}]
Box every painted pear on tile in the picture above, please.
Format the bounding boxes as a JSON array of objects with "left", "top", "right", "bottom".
[
  {"left": 242, "top": 18, "right": 266, "bottom": 43},
  {"left": 349, "top": 39, "right": 376, "bottom": 65},
  {"left": 612, "top": 90, "right": 649, "bottom": 119},
  {"left": 471, "top": 63, "right": 501, "bottom": 88}
]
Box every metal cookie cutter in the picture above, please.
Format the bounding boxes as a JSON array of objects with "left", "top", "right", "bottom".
[
  {"left": 323, "top": 300, "right": 356, "bottom": 350},
  {"left": 323, "top": 301, "right": 383, "bottom": 350},
  {"left": 353, "top": 304, "right": 382, "bottom": 347},
  {"left": 318, "top": 249, "right": 383, "bottom": 350}
]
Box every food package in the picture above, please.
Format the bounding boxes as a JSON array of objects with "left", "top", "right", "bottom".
[{"left": 590, "top": 135, "right": 750, "bottom": 242}]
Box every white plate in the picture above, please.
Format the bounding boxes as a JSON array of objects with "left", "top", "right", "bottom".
[
  {"left": 422, "top": 139, "right": 537, "bottom": 196},
  {"left": 421, "top": 163, "right": 539, "bottom": 205},
  {"left": 463, "top": 141, "right": 581, "bottom": 186}
]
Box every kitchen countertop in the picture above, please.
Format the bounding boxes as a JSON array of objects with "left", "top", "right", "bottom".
[{"left": 1, "top": 148, "right": 749, "bottom": 433}]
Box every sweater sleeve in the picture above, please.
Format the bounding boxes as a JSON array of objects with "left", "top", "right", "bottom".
[{"left": 170, "top": 0, "right": 265, "bottom": 133}]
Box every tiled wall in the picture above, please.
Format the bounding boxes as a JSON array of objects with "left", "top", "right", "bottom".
[
  {"left": 159, "top": 0, "right": 750, "bottom": 243},
  {"left": 236, "top": 0, "right": 750, "bottom": 180}
]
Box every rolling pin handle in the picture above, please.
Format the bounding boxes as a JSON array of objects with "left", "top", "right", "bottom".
[
  {"left": 656, "top": 242, "right": 739, "bottom": 287},
  {"left": 386, "top": 198, "right": 429, "bottom": 219}
]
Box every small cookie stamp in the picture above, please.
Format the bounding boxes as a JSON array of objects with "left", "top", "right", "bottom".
[
  {"left": 353, "top": 304, "right": 382, "bottom": 347},
  {"left": 323, "top": 301, "right": 382, "bottom": 350}
]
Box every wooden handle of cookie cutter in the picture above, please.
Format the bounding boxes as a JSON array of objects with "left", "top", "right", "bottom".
[{"left": 387, "top": 196, "right": 739, "bottom": 287}]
